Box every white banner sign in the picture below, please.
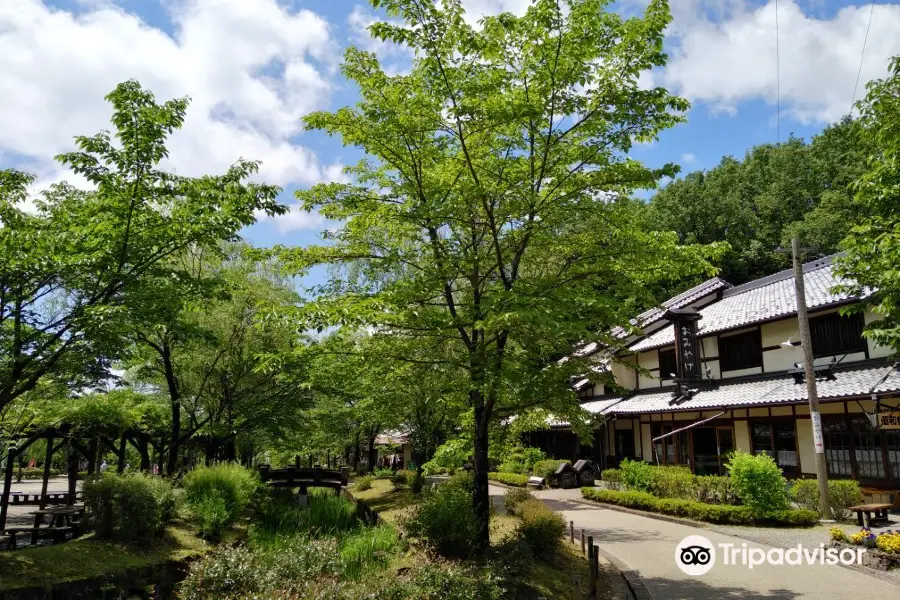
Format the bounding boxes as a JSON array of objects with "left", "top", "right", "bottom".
[{"left": 811, "top": 411, "right": 824, "bottom": 454}]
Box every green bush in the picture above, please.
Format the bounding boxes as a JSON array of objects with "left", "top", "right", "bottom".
[
  {"left": 498, "top": 461, "right": 526, "bottom": 474},
  {"left": 491, "top": 535, "right": 534, "bottom": 579},
  {"left": 580, "top": 487, "right": 818, "bottom": 527},
  {"left": 183, "top": 463, "right": 260, "bottom": 539},
  {"left": 725, "top": 451, "right": 789, "bottom": 517},
  {"left": 256, "top": 489, "right": 358, "bottom": 539},
  {"left": 532, "top": 459, "right": 571, "bottom": 480},
  {"left": 648, "top": 465, "right": 693, "bottom": 499},
  {"left": 618, "top": 458, "right": 654, "bottom": 493},
  {"left": 83, "top": 472, "right": 175, "bottom": 541},
  {"left": 411, "top": 469, "right": 425, "bottom": 494},
  {"left": 391, "top": 470, "right": 413, "bottom": 487},
  {"left": 600, "top": 468, "right": 623, "bottom": 491},
  {"left": 405, "top": 475, "right": 479, "bottom": 558},
  {"left": 488, "top": 472, "right": 529, "bottom": 487},
  {"left": 521, "top": 447, "right": 547, "bottom": 472},
  {"left": 372, "top": 467, "right": 394, "bottom": 479},
  {"left": 790, "top": 478, "right": 862, "bottom": 521},
  {"left": 691, "top": 475, "right": 737, "bottom": 505},
  {"left": 340, "top": 525, "right": 401, "bottom": 578},
  {"left": 516, "top": 499, "right": 565, "bottom": 556},
  {"left": 504, "top": 487, "right": 535, "bottom": 516},
  {"left": 355, "top": 475, "right": 374, "bottom": 491}
]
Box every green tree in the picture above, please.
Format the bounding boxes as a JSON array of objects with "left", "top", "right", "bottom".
[
  {"left": 648, "top": 118, "right": 873, "bottom": 284},
  {"left": 0, "top": 81, "right": 284, "bottom": 414},
  {"left": 287, "top": 0, "right": 719, "bottom": 548},
  {"left": 835, "top": 56, "right": 900, "bottom": 352}
]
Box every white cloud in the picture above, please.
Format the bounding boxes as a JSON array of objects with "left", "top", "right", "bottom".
[
  {"left": 681, "top": 152, "right": 697, "bottom": 164},
  {"left": 663, "top": 1, "right": 900, "bottom": 123},
  {"left": 0, "top": 0, "right": 345, "bottom": 201}
]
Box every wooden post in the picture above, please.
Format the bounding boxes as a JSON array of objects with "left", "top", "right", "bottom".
[
  {"left": 581, "top": 529, "right": 586, "bottom": 555},
  {"left": 0, "top": 444, "right": 16, "bottom": 532},
  {"left": 593, "top": 545, "right": 600, "bottom": 598},
  {"left": 33, "top": 434, "right": 55, "bottom": 544},
  {"left": 587, "top": 536, "right": 596, "bottom": 599},
  {"left": 67, "top": 439, "right": 78, "bottom": 506},
  {"left": 570, "top": 520, "right": 575, "bottom": 544},
  {"left": 295, "top": 455, "right": 301, "bottom": 469}
]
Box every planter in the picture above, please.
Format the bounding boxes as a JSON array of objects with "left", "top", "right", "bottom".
[{"left": 828, "top": 540, "right": 900, "bottom": 571}]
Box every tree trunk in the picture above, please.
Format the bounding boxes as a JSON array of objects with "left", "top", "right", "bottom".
[
  {"left": 367, "top": 431, "right": 377, "bottom": 474},
  {"left": 162, "top": 344, "right": 181, "bottom": 476},
  {"left": 472, "top": 395, "right": 491, "bottom": 552},
  {"left": 138, "top": 436, "right": 151, "bottom": 472}
]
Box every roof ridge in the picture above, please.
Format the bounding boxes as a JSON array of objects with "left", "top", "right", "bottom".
[{"left": 722, "top": 253, "right": 842, "bottom": 298}]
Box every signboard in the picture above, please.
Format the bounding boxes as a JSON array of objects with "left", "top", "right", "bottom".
[
  {"left": 666, "top": 309, "right": 702, "bottom": 381},
  {"left": 810, "top": 411, "right": 824, "bottom": 454},
  {"left": 877, "top": 411, "right": 900, "bottom": 430}
]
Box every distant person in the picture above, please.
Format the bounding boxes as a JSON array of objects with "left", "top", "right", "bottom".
[{"left": 99, "top": 460, "right": 108, "bottom": 473}]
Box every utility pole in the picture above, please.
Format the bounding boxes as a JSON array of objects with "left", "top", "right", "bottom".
[{"left": 791, "top": 237, "right": 831, "bottom": 520}]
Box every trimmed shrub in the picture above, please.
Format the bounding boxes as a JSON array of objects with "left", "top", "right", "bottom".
[
  {"left": 580, "top": 487, "right": 818, "bottom": 527},
  {"left": 488, "top": 472, "right": 529, "bottom": 487},
  {"left": 83, "top": 472, "right": 175, "bottom": 541},
  {"left": 516, "top": 499, "right": 565, "bottom": 556},
  {"left": 504, "top": 487, "right": 535, "bottom": 516},
  {"left": 405, "top": 475, "right": 479, "bottom": 558},
  {"left": 532, "top": 459, "right": 571, "bottom": 481},
  {"left": 619, "top": 458, "right": 654, "bottom": 493},
  {"left": 691, "top": 475, "right": 736, "bottom": 505},
  {"left": 648, "top": 465, "right": 694, "bottom": 499},
  {"left": 725, "top": 451, "right": 789, "bottom": 517},
  {"left": 600, "top": 468, "right": 623, "bottom": 491},
  {"left": 355, "top": 475, "right": 374, "bottom": 491},
  {"left": 790, "top": 478, "right": 863, "bottom": 521},
  {"left": 498, "top": 461, "right": 526, "bottom": 474},
  {"left": 183, "top": 463, "right": 260, "bottom": 539}
]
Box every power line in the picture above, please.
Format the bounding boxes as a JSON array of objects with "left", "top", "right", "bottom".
[
  {"left": 850, "top": 0, "right": 877, "bottom": 116},
  {"left": 775, "top": 0, "right": 781, "bottom": 142}
]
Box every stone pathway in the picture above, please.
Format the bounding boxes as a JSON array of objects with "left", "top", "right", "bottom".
[{"left": 522, "top": 487, "right": 899, "bottom": 600}]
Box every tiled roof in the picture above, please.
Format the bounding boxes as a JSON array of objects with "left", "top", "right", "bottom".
[
  {"left": 581, "top": 397, "right": 624, "bottom": 415},
  {"left": 629, "top": 256, "right": 860, "bottom": 352},
  {"left": 611, "top": 277, "right": 730, "bottom": 339},
  {"left": 608, "top": 363, "right": 900, "bottom": 414}
]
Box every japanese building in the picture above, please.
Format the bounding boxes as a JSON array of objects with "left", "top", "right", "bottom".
[{"left": 545, "top": 255, "right": 900, "bottom": 495}]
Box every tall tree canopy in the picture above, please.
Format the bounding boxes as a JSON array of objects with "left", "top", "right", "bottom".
[
  {"left": 836, "top": 56, "right": 900, "bottom": 353},
  {"left": 0, "top": 81, "right": 284, "bottom": 414},
  {"left": 286, "top": 0, "right": 720, "bottom": 548},
  {"left": 646, "top": 117, "right": 873, "bottom": 284}
]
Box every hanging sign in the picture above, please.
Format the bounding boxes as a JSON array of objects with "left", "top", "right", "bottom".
[
  {"left": 666, "top": 308, "right": 702, "bottom": 382},
  {"left": 877, "top": 411, "right": 900, "bottom": 430}
]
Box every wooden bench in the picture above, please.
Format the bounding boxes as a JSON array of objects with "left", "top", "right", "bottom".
[
  {"left": 3, "top": 526, "right": 73, "bottom": 549},
  {"left": 848, "top": 503, "right": 892, "bottom": 528}
]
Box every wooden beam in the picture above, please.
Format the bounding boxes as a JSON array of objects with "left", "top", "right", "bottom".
[{"left": 34, "top": 433, "right": 55, "bottom": 544}]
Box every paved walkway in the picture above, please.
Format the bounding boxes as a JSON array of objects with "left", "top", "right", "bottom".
[
  {"left": 1, "top": 477, "right": 78, "bottom": 527},
  {"left": 522, "top": 487, "right": 899, "bottom": 600}
]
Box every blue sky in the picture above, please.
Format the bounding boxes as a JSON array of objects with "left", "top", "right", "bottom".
[{"left": 2, "top": 0, "right": 899, "bottom": 292}]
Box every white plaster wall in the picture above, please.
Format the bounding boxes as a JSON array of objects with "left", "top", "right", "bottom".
[{"left": 734, "top": 420, "right": 751, "bottom": 453}]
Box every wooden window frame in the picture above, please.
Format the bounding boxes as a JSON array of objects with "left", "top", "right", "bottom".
[
  {"left": 809, "top": 312, "right": 866, "bottom": 358},
  {"left": 718, "top": 328, "right": 763, "bottom": 372}
]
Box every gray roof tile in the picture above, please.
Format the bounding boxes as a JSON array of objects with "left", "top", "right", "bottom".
[
  {"left": 629, "top": 257, "right": 860, "bottom": 352},
  {"left": 608, "top": 363, "right": 900, "bottom": 414}
]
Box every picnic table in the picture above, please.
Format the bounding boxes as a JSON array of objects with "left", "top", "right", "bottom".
[
  {"left": 848, "top": 503, "right": 892, "bottom": 528},
  {"left": 3, "top": 505, "right": 85, "bottom": 549}
]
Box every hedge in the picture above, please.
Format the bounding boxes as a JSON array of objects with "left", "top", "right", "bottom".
[
  {"left": 581, "top": 488, "right": 818, "bottom": 527},
  {"left": 488, "top": 472, "right": 529, "bottom": 487},
  {"left": 532, "top": 459, "right": 571, "bottom": 480}
]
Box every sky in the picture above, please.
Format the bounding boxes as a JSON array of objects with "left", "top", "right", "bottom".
[{"left": 2, "top": 0, "right": 899, "bottom": 292}]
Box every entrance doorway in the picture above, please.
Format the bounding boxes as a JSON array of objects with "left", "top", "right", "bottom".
[
  {"left": 692, "top": 427, "right": 734, "bottom": 475},
  {"left": 614, "top": 430, "right": 635, "bottom": 462}
]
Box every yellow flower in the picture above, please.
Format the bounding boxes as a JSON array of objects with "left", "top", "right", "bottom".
[{"left": 876, "top": 532, "right": 900, "bottom": 554}]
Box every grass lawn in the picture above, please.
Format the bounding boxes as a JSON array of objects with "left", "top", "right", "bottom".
[
  {"left": 349, "top": 478, "right": 608, "bottom": 600},
  {"left": 0, "top": 521, "right": 234, "bottom": 592}
]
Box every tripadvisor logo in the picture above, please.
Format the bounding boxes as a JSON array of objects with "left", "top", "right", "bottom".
[{"left": 675, "top": 535, "right": 866, "bottom": 575}]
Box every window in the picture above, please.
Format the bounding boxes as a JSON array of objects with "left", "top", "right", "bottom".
[
  {"left": 823, "top": 418, "right": 853, "bottom": 476},
  {"left": 750, "top": 420, "right": 799, "bottom": 476},
  {"left": 719, "top": 329, "right": 762, "bottom": 371},
  {"left": 853, "top": 417, "right": 885, "bottom": 478},
  {"left": 810, "top": 312, "right": 866, "bottom": 358},
  {"left": 651, "top": 424, "right": 690, "bottom": 466},
  {"left": 658, "top": 348, "right": 677, "bottom": 380}
]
